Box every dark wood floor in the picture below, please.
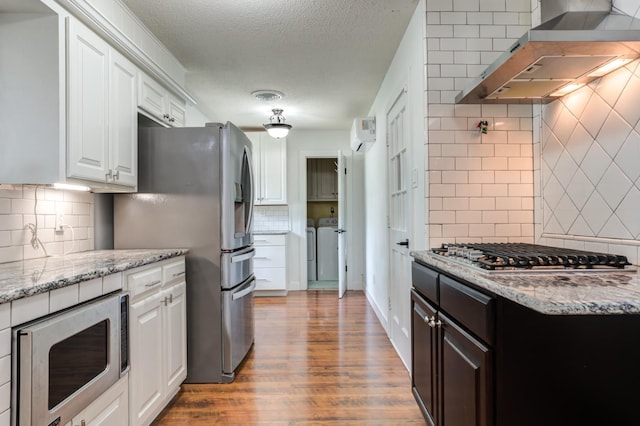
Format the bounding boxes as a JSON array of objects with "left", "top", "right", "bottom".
[{"left": 153, "top": 290, "right": 425, "bottom": 425}]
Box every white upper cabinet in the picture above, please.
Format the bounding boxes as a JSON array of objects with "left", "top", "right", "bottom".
[
  {"left": 67, "top": 19, "right": 137, "bottom": 189},
  {"left": 138, "top": 72, "right": 186, "bottom": 127},
  {"left": 249, "top": 133, "right": 287, "bottom": 205}
]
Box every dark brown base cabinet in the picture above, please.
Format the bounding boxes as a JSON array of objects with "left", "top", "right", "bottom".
[{"left": 412, "top": 260, "right": 640, "bottom": 426}]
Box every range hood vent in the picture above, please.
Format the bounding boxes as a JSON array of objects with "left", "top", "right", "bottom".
[{"left": 455, "top": 2, "right": 640, "bottom": 104}]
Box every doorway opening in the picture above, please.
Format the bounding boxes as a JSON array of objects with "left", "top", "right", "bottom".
[{"left": 306, "top": 157, "right": 339, "bottom": 291}]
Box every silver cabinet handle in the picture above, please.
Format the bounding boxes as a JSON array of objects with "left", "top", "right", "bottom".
[
  {"left": 169, "top": 117, "right": 175, "bottom": 122},
  {"left": 113, "top": 170, "right": 120, "bottom": 180},
  {"left": 105, "top": 169, "right": 113, "bottom": 181},
  {"left": 163, "top": 113, "right": 170, "bottom": 120},
  {"left": 81, "top": 420, "right": 86, "bottom": 426},
  {"left": 145, "top": 280, "right": 161, "bottom": 288},
  {"left": 172, "top": 271, "right": 186, "bottom": 277}
]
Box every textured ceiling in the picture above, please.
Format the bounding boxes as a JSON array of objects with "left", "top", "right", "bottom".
[{"left": 120, "top": 0, "right": 419, "bottom": 130}]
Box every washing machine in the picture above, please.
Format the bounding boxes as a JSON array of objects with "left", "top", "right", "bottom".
[
  {"left": 306, "top": 218, "right": 317, "bottom": 281},
  {"left": 317, "top": 217, "right": 338, "bottom": 281}
]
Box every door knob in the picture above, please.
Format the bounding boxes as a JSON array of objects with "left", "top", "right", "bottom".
[
  {"left": 396, "top": 239, "right": 409, "bottom": 247},
  {"left": 335, "top": 229, "right": 346, "bottom": 234}
]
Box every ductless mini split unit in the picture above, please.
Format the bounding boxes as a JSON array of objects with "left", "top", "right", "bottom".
[{"left": 350, "top": 117, "right": 376, "bottom": 152}]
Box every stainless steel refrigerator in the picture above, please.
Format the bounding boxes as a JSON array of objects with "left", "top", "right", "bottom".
[{"left": 114, "top": 122, "right": 255, "bottom": 383}]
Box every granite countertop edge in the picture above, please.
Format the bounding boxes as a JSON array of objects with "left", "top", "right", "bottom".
[
  {"left": 0, "top": 249, "right": 189, "bottom": 305},
  {"left": 411, "top": 250, "right": 640, "bottom": 316}
]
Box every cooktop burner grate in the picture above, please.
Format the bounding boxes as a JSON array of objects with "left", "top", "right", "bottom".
[{"left": 432, "top": 243, "right": 632, "bottom": 270}]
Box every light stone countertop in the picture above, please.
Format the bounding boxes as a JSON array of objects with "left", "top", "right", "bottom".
[
  {"left": 0, "top": 249, "right": 188, "bottom": 304},
  {"left": 411, "top": 250, "right": 640, "bottom": 315},
  {"left": 253, "top": 230, "right": 289, "bottom": 235}
]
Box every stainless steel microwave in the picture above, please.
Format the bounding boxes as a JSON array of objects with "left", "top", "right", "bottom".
[{"left": 12, "top": 291, "right": 129, "bottom": 426}]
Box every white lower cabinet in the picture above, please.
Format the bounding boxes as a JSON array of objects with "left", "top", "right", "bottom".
[
  {"left": 66, "top": 376, "right": 128, "bottom": 426},
  {"left": 127, "top": 258, "right": 187, "bottom": 426},
  {"left": 254, "top": 234, "right": 287, "bottom": 294}
]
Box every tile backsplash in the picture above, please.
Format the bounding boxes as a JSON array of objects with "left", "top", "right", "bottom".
[
  {"left": 0, "top": 185, "right": 94, "bottom": 264},
  {"left": 426, "top": 0, "right": 535, "bottom": 248},
  {"left": 253, "top": 205, "right": 290, "bottom": 232}
]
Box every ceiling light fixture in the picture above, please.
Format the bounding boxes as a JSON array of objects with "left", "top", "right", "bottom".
[
  {"left": 251, "top": 90, "right": 284, "bottom": 102},
  {"left": 263, "top": 109, "right": 292, "bottom": 139}
]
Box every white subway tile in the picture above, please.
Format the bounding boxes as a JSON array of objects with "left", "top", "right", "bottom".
[
  {"left": 441, "top": 38, "right": 467, "bottom": 51},
  {"left": 483, "top": 184, "right": 508, "bottom": 196},
  {"left": 483, "top": 210, "right": 508, "bottom": 223},
  {"left": 466, "top": 38, "right": 492, "bottom": 51},
  {"left": 482, "top": 157, "right": 508, "bottom": 170},
  {"left": 430, "top": 225, "right": 443, "bottom": 238},
  {"left": 443, "top": 197, "right": 470, "bottom": 210},
  {"left": 428, "top": 51, "right": 454, "bottom": 64},
  {"left": 481, "top": 104, "right": 508, "bottom": 117},
  {"left": 508, "top": 158, "right": 534, "bottom": 170},
  {"left": 494, "top": 117, "right": 520, "bottom": 131},
  {"left": 468, "top": 144, "right": 495, "bottom": 157},
  {"left": 430, "top": 197, "right": 443, "bottom": 211},
  {"left": 493, "top": 12, "right": 519, "bottom": 25},
  {"left": 496, "top": 197, "right": 522, "bottom": 210},
  {"left": 457, "top": 210, "right": 482, "bottom": 223},
  {"left": 495, "top": 170, "right": 521, "bottom": 183},
  {"left": 431, "top": 184, "right": 457, "bottom": 197},
  {"left": 455, "top": 105, "right": 482, "bottom": 117},
  {"left": 0, "top": 201, "right": 8, "bottom": 215},
  {"left": 467, "top": 11, "right": 493, "bottom": 24},
  {"left": 0, "top": 247, "right": 21, "bottom": 264},
  {"left": 456, "top": 158, "right": 482, "bottom": 170},
  {"left": 456, "top": 183, "right": 483, "bottom": 196},
  {"left": 440, "top": 64, "right": 467, "bottom": 78},
  {"left": 427, "top": 11, "right": 441, "bottom": 24},
  {"left": 427, "top": 0, "right": 453, "bottom": 11},
  {"left": 506, "top": 25, "right": 530, "bottom": 38},
  {"left": 509, "top": 211, "right": 534, "bottom": 223},
  {"left": 454, "top": 51, "right": 481, "bottom": 65},
  {"left": 453, "top": 0, "right": 480, "bottom": 12},
  {"left": 11, "top": 292, "right": 49, "bottom": 326},
  {"left": 479, "top": 25, "right": 505, "bottom": 38},
  {"left": 429, "top": 157, "right": 456, "bottom": 170},
  {"left": 430, "top": 210, "right": 457, "bottom": 224},
  {"left": 469, "top": 223, "right": 495, "bottom": 237},
  {"left": 480, "top": 0, "right": 506, "bottom": 12},
  {"left": 469, "top": 197, "right": 496, "bottom": 210},
  {"left": 453, "top": 25, "right": 480, "bottom": 38},
  {"left": 442, "top": 144, "right": 468, "bottom": 157},
  {"left": 469, "top": 171, "right": 495, "bottom": 183},
  {"left": 430, "top": 171, "right": 442, "bottom": 184},
  {"left": 443, "top": 224, "right": 469, "bottom": 237},
  {"left": 443, "top": 171, "right": 469, "bottom": 183},
  {"left": 509, "top": 183, "right": 534, "bottom": 197},
  {"left": 49, "top": 284, "right": 80, "bottom": 313},
  {"left": 494, "top": 144, "right": 521, "bottom": 157},
  {"left": 496, "top": 223, "right": 522, "bottom": 237},
  {"left": 426, "top": 25, "right": 454, "bottom": 38}
]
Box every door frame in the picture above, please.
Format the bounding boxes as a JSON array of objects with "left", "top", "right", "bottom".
[{"left": 298, "top": 150, "right": 343, "bottom": 291}]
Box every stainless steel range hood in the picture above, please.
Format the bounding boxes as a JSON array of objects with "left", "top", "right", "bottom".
[{"left": 455, "top": 0, "right": 640, "bottom": 104}]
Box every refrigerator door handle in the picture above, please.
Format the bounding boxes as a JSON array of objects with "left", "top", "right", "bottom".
[
  {"left": 230, "top": 248, "right": 256, "bottom": 263},
  {"left": 232, "top": 280, "right": 256, "bottom": 301},
  {"left": 244, "top": 146, "right": 254, "bottom": 236}
]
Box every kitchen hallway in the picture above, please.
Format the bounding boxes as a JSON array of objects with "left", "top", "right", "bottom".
[{"left": 152, "top": 291, "right": 425, "bottom": 424}]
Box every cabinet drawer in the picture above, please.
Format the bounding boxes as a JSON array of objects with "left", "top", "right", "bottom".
[
  {"left": 253, "top": 234, "right": 286, "bottom": 246},
  {"left": 254, "top": 246, "right": 285, "bottom": 268},
  {"left": 163, "top": 259, "right": 186, "bottom": 285},
  {"left": 128, "top": 266, "right": 162, "bottom": 298},
  {"left": 254, "top": 268, "right": 286, "bottom": 290},
  {"left": 412, "top": 262, "right": 439, "bottom": 304},
  {"left": 440, "top": 275, "right": 494, "bottom": 345}
]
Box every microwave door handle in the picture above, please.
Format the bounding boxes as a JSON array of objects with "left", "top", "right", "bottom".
[
  {"left": 230, "top": 248, "right": 256, "bottom": 263},
  {"left": 232, "top": 280, "right": 256, "bottom": 301}
]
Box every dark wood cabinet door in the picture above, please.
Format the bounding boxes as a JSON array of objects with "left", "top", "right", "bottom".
[
  {"left": 411, "top": 290, "right": 437, "bottom": 426},
  {"left": 440, "top": 313, "right": 492, "bottom": 426}
]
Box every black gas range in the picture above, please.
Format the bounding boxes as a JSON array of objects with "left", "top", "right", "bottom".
[{"left": 431, "top": 242, "right": 634, "bottom": 272}]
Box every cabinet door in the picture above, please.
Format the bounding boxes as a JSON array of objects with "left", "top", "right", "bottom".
[
  {"left": 163, "top": 281, "right": 187, "bottom": 394},
  {"left": 440, "top": 313, "right": 492, "bottom": 426},
  {"left": 70, "top": 376, "right": 128, "bottom": 426},
  {"left": 138, "top": 72, "right": 167, "bottom": 122},
  {"left": 316, "top": 158, "right": 338, "bottom": 200},
  {"left": 259, "top": 136, "right": 287, "bottom": 204},
  {"left": 67, "top": 19, "right": 109, "bottom": 183},
  {"left": 130, "top": 292, "right": 165, "bottom": 426},
  {"left": 109, "top": 50, "right": 137, "bottom": 187},
  {"left": 411, "top": 290, "right": 438, "bottom": 426},
  {"left": 168, "top": 94, "right": 186, "bottom": 127}
]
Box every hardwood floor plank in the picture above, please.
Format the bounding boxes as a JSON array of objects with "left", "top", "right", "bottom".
[{"left": 152, "top": 290, "right": 425, "bottom": 425}]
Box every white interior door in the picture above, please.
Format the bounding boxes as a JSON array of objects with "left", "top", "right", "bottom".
[
  {"left": 388, "top": 90, "right": 411, "bottom": 365},
  {"left": 337, "top": 151, "right": 347, "bottom": 298}
]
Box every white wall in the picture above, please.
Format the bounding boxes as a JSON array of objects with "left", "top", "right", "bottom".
[
  {"left": 284, "top": 130, "right": 364, "bottom": 292},
  {"left": 185, "top": 104, "right": 212, "bottom": 126},
  {"left": 364, "top": 1, "right": 426, "bottom": 327}
]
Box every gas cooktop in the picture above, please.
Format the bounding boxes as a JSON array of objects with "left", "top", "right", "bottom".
[{"left": 431, "top": 243, "right": 635, "bottom": 273}]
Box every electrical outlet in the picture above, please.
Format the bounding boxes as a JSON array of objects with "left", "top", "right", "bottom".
[{"left": 55, "top": 214, "right": 64, "bottom": 232}]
